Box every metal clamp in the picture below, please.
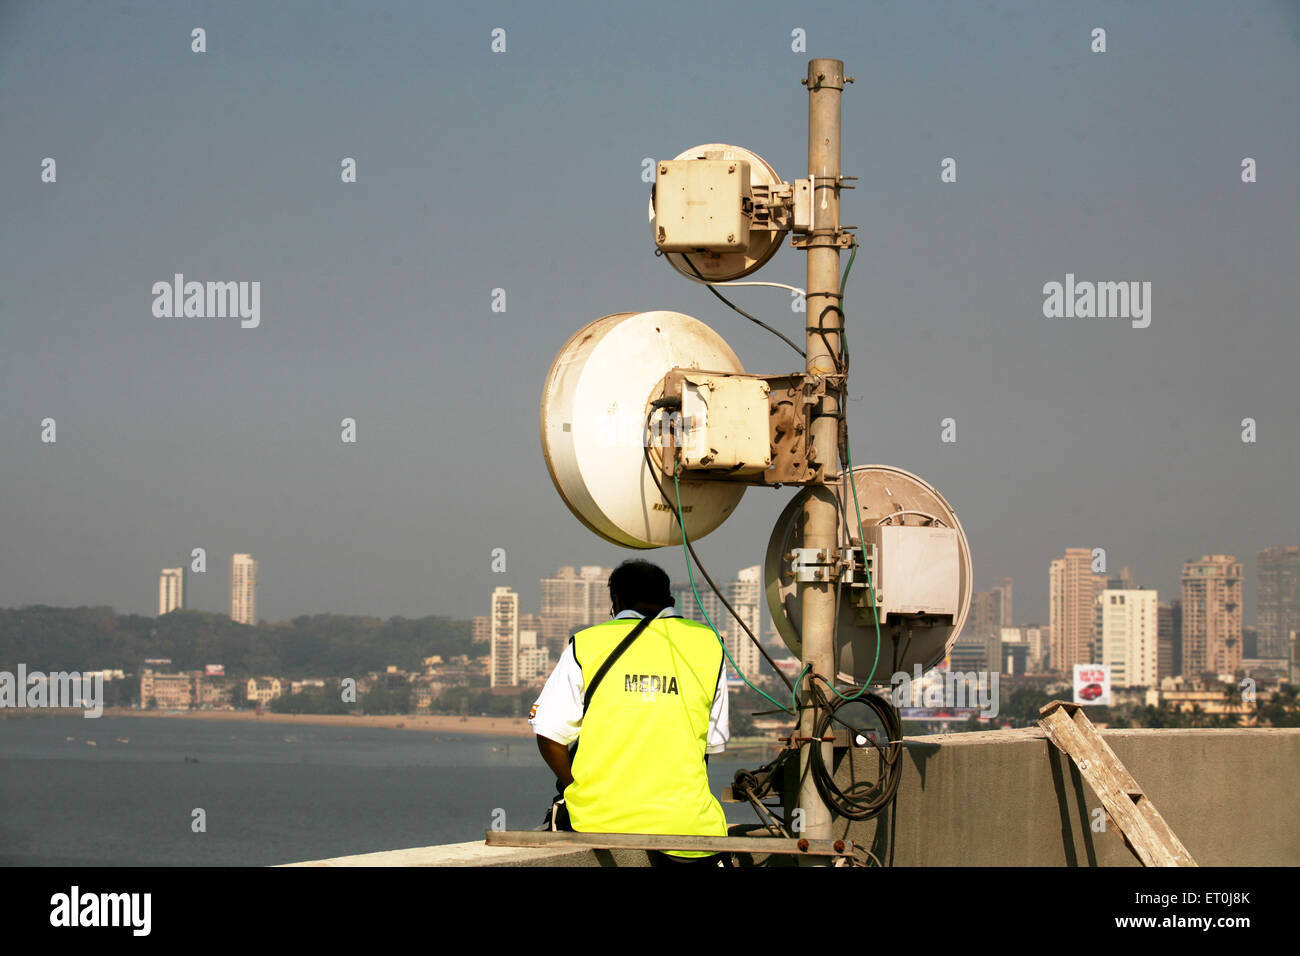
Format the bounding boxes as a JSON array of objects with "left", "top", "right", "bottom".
[{"left": 787, "top": 547, "right": 840, "bottom": 583}]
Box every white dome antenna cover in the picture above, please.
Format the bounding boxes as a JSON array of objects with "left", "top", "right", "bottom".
[
  {"left": 649, "top": 144, "right": 787, "bottom": 283},
  {"left": 540, "top": 311, "right": 748, "bottom": 549}
]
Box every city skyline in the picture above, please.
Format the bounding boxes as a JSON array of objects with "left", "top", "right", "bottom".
[
  {"left": 113, "top": 541, "right": 1300, "bottom": 644},
  {"left": 2, "top": 4, "right": 1295, "bottom": 631}
]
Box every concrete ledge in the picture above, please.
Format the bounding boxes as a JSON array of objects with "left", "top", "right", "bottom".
[
  {"left": 282, "top": 840, "right": 651, "bottom": 867},
  {"left": 284, "top": 727, "right": 1300, "bottom": 867},
  {"left": 838, "top": 726, "right": 1300, "bottom": 866}
]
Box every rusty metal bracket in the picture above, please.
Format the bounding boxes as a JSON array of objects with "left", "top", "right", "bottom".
[
  {"left": 653, "top": 369, "right": 827, "bottom": 486},
  {"left": 790, "top": 229, "right": 856, "bottom": 250},
  {"left": 780, "top": 734, "right": 837, "bottom": 745}
]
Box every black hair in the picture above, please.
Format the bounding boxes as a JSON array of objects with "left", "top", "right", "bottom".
[{"left": 608, "top": 560, "right": 673, "bottom": 610}]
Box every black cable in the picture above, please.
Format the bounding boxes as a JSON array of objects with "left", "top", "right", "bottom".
[
  {"left": 816, "top": 303, "right": 847, "bottom": 376},
  {"left": 640, "top": 418, "right": 794, "bottom": 693},
  {"left": 805, "top": 680, "right": 903, "bottom": 821},
  {"left": 679, "top": 254, "right": 806, "bottom": 360}
]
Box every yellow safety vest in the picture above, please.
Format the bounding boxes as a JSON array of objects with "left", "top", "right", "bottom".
[{"left": 565, "top": 614, "right": 727, "bottom": 857}]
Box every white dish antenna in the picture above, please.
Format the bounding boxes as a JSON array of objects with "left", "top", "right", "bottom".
[
  {"left": 648, "top": 144, "right": 787, "bottom": 283},
  {"left": 764, "top": 464, "right": 973, "bottom": 682},
  {"left": 540, "top": 311, "right": 748, "bottom": 548}
]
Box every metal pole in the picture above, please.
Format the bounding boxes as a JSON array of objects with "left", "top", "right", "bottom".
[{"left": 797, "top": 57, "right": 844, "bottom": 858}]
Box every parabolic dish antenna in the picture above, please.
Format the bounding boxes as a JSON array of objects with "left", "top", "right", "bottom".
[
  {"left": 765, "top": 465, "right": 973, "bottom": 683},
  {"left": 540, "top": 311, "right": 747, "bottom": 549},
  {"left": 648, "top": 143, "right": 787, "bottom": 283}
]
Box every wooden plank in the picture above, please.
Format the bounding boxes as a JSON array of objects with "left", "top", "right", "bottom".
[
  {"left": 485, "top": 829, "right": 851, "bottom": 857},
  {"left": 1038, "top": 700, "right": 1196, "bottom": 867},
  {"left": 1043, "top": 709, "right": 1171, "bottom": 865},
  {"left": 1063, "top": 707, "right": 1195, "bottom": 867}
]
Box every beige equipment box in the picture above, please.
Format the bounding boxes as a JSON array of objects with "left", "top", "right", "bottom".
[{"left": 654, "top": 160, "right": 752, "bottom": 252}]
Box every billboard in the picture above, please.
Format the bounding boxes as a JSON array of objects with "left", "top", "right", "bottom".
[
  {"left": 1073, "top": 664, "right": 1111, "bottom": 706},
  {"left": 204, "top": 664, "right": 225, "bottom": 676}
]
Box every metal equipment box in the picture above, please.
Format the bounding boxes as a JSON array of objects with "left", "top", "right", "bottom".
[
  {"left": 654, "top": 159, "right": 751, "bottom": 252},
  {"left": 858, "top": 525, "right": 961, "bottom": 622},
  {"left": 678, "top": 372, "right": 772, "bottom": 475}
]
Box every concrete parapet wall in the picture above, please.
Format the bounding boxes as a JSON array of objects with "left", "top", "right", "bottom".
[
  {"left": 838, "top": 726, "right": 1300, "bottom": 866},
  {"left": 285, "top": 726, "right": 1300, "bottom": 867}
]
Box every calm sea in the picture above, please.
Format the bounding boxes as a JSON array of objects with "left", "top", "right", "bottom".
[{"left": 0, "top": 714, "right": 753, "bottom": 866}]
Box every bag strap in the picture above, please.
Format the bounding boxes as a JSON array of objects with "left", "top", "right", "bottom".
[{"left": 582, "top": 611, "right": 661, "bottom": 713}]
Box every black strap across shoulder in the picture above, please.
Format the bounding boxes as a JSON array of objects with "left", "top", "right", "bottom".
[{"left": 581, "top": 612, "right": 660, "bottom": 713}]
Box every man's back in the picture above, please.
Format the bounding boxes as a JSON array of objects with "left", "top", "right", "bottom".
[{"left": 563, "top": 614, "right": 728, "bottom": 839}]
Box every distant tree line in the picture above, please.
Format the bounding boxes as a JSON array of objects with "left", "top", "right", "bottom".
[{"left": 0, "top": 605, "right": 473, "bottom": 679}]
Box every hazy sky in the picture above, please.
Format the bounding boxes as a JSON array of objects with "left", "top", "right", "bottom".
[{"left": 2, "top": 1, "right": 1296, "bottom": 629}]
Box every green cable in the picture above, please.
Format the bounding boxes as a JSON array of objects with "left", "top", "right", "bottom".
[
  {"left": 821, "top": 239, "right": 883, "bottom": 702},
  {"left": 840, "top": 240, "right": 858, "bottom": 299},
  {"left": 673, "top": 471, "right": 801, "bottom": 715},
  {"left": 828, "top": 432, "right": 881, "bottom": 699}
]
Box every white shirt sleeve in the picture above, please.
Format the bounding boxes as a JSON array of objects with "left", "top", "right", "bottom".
[
  {"left": 529, "top": 643, "right": 584, "bottom": 746},
  {"left": 706, "top": 663, "right": 729, "bottom": 754}
]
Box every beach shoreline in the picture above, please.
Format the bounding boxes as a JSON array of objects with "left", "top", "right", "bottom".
[
  {"left": 3, "top": 707, "right": 777, "bottom": 754},
  {"left": 97, "top": 707, "right": 536, "bottom": 738}
]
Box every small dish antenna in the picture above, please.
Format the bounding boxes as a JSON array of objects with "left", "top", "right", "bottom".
[
  {"left": 764, "top": 464, "right": 973, "bottom": 682},
  {"left": 648, "top": 144, "right": 787, "bottom": 283},
  {"left": 540, "top": 311, "right": 748, "bottom": 548}
]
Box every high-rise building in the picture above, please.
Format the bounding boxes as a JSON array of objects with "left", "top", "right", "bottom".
[
  {"left": 949, "top": 631, "right": 997, "bottom": 673},
  {"left": 1256, "top": 546, "right": 1300, "bottom": 660},
  {"left": 1107, "top": 566, "right": 1137, "bottom": 591},
  {"left": 517, "top": 629, "right": 550, "bottom": 684},
  {"left": 540, "top": 566, "right": 613, "bottom": 655},
  {"left": 489, "top": 586, "right": 519, "bottom": 688},
  {"left": 1158, "top": 600, "right": 1182, "bottom": 680},
  {"left": 1181, "top": 555, "right": 1243, "bottom": 679},
  {"left": 993, "top": 578, "right": 1014, "bottom": 627},
  {"left": 1000, "top": 627, "right": 1029, "bottom": 675},
  {"left": 968, "top": 591, "right": 1002, "bottom": 644},
  {"left": 1050, "top": 549, "right": 1105, "bottom": 674},
  {"left": 673, "top": 581, "right": 723, "bottom": 628},
  {"left": 1097, "top": 589, "right": 1159, "bottom": 688},
  {"left": 158, "top": 568, "right": 184, "bottom": 616},
  {"left": 230, "top": 554, "right": 257, "bottom": 625},
  {"left": 724, "top": 566, "right": 763, "bottom": 681},
  {"left": 673, "top": 574, "right": 767, "bottom": 680},
  {"left": 471, "top": 616, "right": 490, "bottom": 645},
  {"left": 1024, "top": 624, "right": 1049, "bottom": 672}
]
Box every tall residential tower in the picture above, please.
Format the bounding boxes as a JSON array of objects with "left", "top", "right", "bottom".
[
  {"left": 1049, "top": 548, "right": 1105, "bottom": 674},
  {"left": 158, "top": 567, "right": 184, "bottom": 616},
  {"left": 230, "top": 554, "right": 257, "bottom": 625},
  {"left": 1180, "top": 554, "right": 1242, "bottom": 679},
  {"left": 1256, "top": 546, "right": 1299, "bottom": 660},
  {"left": 490, "top": 586, "right": 520, "bottom": 688}
]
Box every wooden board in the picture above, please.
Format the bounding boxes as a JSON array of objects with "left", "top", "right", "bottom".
[
  {"left": 486, "top": 829, "right": 852, "bottom": 858},
  {"left": 1039, "top": 700, "right": 1196, "bottom": 867}
]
